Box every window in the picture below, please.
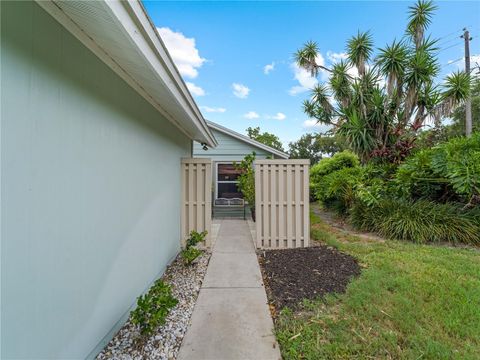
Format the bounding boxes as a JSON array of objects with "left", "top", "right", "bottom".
[{"left": 217, "top": 163, "right": 243, "bottom": 199}]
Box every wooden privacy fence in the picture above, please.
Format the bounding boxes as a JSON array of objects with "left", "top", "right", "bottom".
[
  {"left": 254, "top": 159, "right": 310, "bottom": 249},
  {"left": 181, "top": 158, "right": 212, "bottom": 247}
]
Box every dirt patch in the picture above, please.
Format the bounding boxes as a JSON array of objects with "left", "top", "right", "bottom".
[{"left": 258, "top": 246, "right": 361, "bottom": 313}]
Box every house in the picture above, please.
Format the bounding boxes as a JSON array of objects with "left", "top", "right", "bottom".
[
  {"left": 1, "top": 1, "right": 217, "bottom": 359},
  {"left": 194, "top": 121, "right": 288, "bottom": 201}
]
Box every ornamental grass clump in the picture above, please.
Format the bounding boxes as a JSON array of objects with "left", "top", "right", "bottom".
[{"left": 351, "top": 198, "right": 480, "bottom": 244}]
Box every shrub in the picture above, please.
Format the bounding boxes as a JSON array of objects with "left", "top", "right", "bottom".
[
  {"left": 131, "top": 280, "right": 178, "bottom": 337},
  {"left": 350, "top": 198, "right": 480, "bottom": 245},
  {"left": 310, "top": 150, "right": 360, "bottom": 202},
  {"left": 187, "top": 230, "right": 207, "bottom": 248},
  {"left": 181, "top": 247, "right": 203, "bottom": 266},
  {"left": 395, "top": 133, "right": 480, "bottom": 204},
  {"left": 235, "top": 152, "right": 255, "bottom": 207},
  {"left": 315, "top": 167, "right": 363, "bottom": 214},
  {"left": 181, "top": 230, "right": 207, "bottom": 266},
  {"left": 310, "top": 150, "right": 359, "bottom": 183}
]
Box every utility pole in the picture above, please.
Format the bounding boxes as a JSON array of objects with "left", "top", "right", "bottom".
[{"left": 461, "top": 28, "right": 472, "bottom": 137}]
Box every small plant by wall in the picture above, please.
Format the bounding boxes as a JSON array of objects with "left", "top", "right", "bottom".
[
  {"left": 181, "top": 230, "right": 207, "bottom": 266},
  {"left": 131, "top": 280, "right": 178, "bottom": 338}
]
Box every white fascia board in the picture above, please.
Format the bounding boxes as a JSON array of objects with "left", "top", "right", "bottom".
[
  {"left": 207, "top": 121, "right": 289, "bottom": 159},
  {"left": 108, "top": 1, "right": 217, "bottom": 147},
  {"left": 35, "top": 0, "right": 217, "bottom": 148}
]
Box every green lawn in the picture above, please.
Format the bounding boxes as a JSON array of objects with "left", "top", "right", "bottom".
[{"left": 275, "top": 209, "right": 480, "bottom": 359}]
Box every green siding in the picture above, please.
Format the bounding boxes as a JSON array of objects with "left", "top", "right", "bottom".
[
  {"left": 193, "top": 128, "right": 274, "bottom": 162},
  {"left": 1, "top": 2, "right": 190, "bottom": 359}
]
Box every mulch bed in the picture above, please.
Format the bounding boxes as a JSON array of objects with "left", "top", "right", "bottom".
[{"left": 258, "top": 246, "right": 361, "bottom": 312}]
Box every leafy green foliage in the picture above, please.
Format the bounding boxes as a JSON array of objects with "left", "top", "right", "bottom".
[
  {"left": 186, "top": 230, "right": 207, "bottom": 248},
  {"left": 295, "top": 1, "right": 471, "bottom": 162},
  {"left": 181, "top": 247, "right": 203, "bottom": 266},
  {"left": 396, "top": 133, "right": 480, "bottom": 204},
  {"left": 310, "top": 150, "right": 359, "bottom": 181},
  {"left": 316, "top": 167, "right": 363, "bottom": 214},
  {"left": 350, "top": 198, "right": 480, "bottom": 244},
  {"left": 181, "top": 230, "right": 207, "bottom": 266},
  {"left": 288, "top": 133, "right": 345, "bottom": 165},
  {"left": 235, "top": 152, "right": 256, "bottom": 207},
  {"left": 246, "top": 127, "right": 285, "bottom": 152},
  {"left": 310, "top": 135, "right": 480, "bottom": 244},
  {"left": 310, "top": 151, "right": 360, "bottom": 201},
  {"left": 131, "top": 280, "right": 178, "bottom": 337}
]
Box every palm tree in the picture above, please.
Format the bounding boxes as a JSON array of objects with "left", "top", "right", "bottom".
[{"left": 294, "top": 0, "right": 471, "bottom": 163}]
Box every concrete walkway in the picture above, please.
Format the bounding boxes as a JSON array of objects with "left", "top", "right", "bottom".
[{"left": 178, "top": 219, "right": 281, "bottom": 360}]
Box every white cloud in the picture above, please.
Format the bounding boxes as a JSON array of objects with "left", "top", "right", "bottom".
[
  {"left": 186, "top": 82, "right": 205, "bottom": 96},
  {"left": 302, "top": 119, "right": 332, "bottom": 133},
  {"left": 303, "top": 119, "right": 320, "bottom": 128},
  {"left": 449, "top": 54, "right": 480, "bottom": 69},
  {"left": 244, "top": 111, "right": 260, "bottom": 119},
  {"left": 264, "top": 62, "right": 275, "bottom": 74},
  {"left": 289, "top": 54, "right": 327, "bottom": 96},
  {"left": 232, "top": 83, "right": 250, "bottom": 99},
  {"left": 268, "top": 112, "right": 286, "bottom": 121},
  {"left": 327, "top": 51, "right": 348, "bottom": 64},
  {"left": 157, "top": 27, "right": 205, "bottom": 79},
  {"left": 200, "top": 106, "right": 226, "bottom": 113}
]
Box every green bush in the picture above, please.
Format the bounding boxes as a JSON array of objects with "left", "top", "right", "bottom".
[
  {"left": 186, "top": 230, "right": 207, "bottom": 248},
  {"left": 395, "top": 133, "right": 480, "bottom": 204},
  {"left": 310, "top": 150, "right": 359, "bottom": 182},
  {"left": 315, "top": 167, "right": 363, "bottom": 214},
  {"left": 181, "top": 230, "right": 206, "bottom": 266},
  {"left": 181, "top": 247, "right": 203, "bottom": 266},
  {"left": 350, "top": 198, "right": 480, "bottom": 245},
  {"left": 235, "top": 152, "right": 256, "bottom": 207},
  {"left": 131, "top": 280, "right": 178, "bottom": 337},
  {"left": 310, "top": 150, "right": 360, "bottom": 202}
]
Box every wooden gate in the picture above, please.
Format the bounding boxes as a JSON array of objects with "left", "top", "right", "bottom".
[
  {"left": 181, "top": 158, "right": 212, "bottom": 247},
  {"left": 254, "top": 159, "right": 310, "bottom": 249}
]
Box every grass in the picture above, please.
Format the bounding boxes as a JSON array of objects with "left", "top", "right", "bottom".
[{"left": 275, "top": 208, "right": 480, "bottom": 359}]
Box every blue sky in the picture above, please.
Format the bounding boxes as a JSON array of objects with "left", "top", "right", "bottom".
[{"left": 144, "top": 1, "right": 480, "bottom": 148}]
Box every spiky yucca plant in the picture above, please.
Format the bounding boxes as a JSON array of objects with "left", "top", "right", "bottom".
[{"left": 295, "top": 0, "right": 471, "bottom": 163}]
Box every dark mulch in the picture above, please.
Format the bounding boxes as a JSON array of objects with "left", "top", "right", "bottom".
[{"left": 258, "top": 246, "right": 361, "bottom": 312}]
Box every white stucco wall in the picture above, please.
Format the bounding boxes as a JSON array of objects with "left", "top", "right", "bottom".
[{"left": 1, "top": 2, "right": 190, "bottom": 358}]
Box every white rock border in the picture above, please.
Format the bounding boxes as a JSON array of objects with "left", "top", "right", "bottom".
[{"left": 96, "top": 252, "right": 211, "bottom": 360}]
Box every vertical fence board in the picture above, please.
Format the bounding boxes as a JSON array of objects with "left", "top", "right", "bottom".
[
  {"left": 270, "top": 165, "right": 277, "bottom": 248},
  {"left": 303, "top": 164, "right": 310, "bottom": 247},
  {"left": 262, "top": 165, "right": 269, "bottom": 247},
  {"left": 181, "top": 158, "right": 212, "bottom": 247},
  {"left": 254, "top": 159, "right": 310, "bottom": 249},
  {"left": 255, "top": 164, "right": 262, "bottom": 248},
  {"left": 278, "top": 165, "right": 285, "bottom": 247}
]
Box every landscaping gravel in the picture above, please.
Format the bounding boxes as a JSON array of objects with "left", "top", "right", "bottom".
[{"left": 96, "top": 252, "right": 210, "bottom": 360}]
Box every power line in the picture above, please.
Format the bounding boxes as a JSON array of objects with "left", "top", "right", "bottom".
[
  {"left": 438, "top": 37, "right": 461, "bottom": 47},
  {"left": 438, "top": 42, "right": 463, "bottom": 53},
  {"left": 437, "top": 28, "right": 465, "bottom": 42}
]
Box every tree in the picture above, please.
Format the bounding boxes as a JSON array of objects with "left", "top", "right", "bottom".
[
  {"left": 288, "top": 133, "right": 345, "bottom": 164},
  {"left": 235, "top": 152, "right": 256, "bottom": 220},
  {"left": 246, "top": 127, "right": 285, "bottom": 152},
  {"left": 451, "top": 75, "right": 480, "bottom": 134},
  {"left": 295, "top": 0, "right": 471, "bottom": 163},
  {"left": 416, "top": 76, "right": 480, "bottom": 147}
]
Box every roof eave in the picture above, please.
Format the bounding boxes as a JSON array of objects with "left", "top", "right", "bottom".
[
  {"left": 36, "top": 0, "right": 217, "bottom": 148},
  {"left": 206, "top": 121, "right": 289, "bottom": 159}
]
